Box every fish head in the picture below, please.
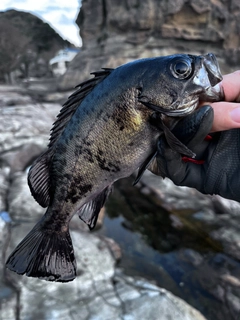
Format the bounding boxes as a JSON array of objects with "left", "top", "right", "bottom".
[{"left": 138, "top": 53, "right": 224, "bottom": 117}]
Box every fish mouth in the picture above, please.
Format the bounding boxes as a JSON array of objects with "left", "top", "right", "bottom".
[
  {"left": 193, "top": 53, "right": 224, "bottom": 103},
  {"left": 142, "top": 98, "right": 199, "bottom": 117},
  {"left": 159, "top": 98, "right": 199, "bottom": 117},
  {"left": 158, "top": 53, "right": 224, "bottom": 117}
]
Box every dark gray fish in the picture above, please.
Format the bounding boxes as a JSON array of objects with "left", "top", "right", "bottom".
[{"left": 6, "top": 53, "right": 223, "bottom": 282}]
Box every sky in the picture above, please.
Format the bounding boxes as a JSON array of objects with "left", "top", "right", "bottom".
[{"left": 0, "top": 0, "right": 82, "bottom": 47}]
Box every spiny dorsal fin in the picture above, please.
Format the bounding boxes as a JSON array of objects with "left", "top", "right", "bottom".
[
  {"left": 28, "top": 68, "right": 113, "bottom": 208},
  {"left": 48, "top": 68, "right": 114, "bottom": 149}
]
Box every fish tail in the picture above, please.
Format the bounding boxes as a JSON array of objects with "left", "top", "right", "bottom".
[{"left": 6, "top": 215, "right": 76, "bottom": 282}]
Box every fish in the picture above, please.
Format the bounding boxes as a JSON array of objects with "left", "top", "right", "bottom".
[{"left": 6, "top": 53, "right": 223, "bottom": 282}]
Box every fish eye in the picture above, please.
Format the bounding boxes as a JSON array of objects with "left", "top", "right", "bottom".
[{"left": 170, "top": 59, "right": 192, "bottom": 79}]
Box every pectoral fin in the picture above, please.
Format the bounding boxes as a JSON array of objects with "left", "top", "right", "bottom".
[
  {"left": 162, "top": 122, "right": 196, "bottom": 158},
  {"left": 151, "top": 114, "right": 196, "bottom": 158},
  {"left": 147, "top": 157, "right": 163, "bottom": 176},
  {"left": 133, "top": 151, "right": 158, "bottom": 186},
  {"left": 28, "top": 150, "right": 53, "bottom": 208},
  {"left": 77, "top": 185, "right": 113, "bottom": 230}
]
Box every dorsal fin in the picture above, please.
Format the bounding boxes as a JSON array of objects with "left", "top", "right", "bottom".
[
  {"left": 28, "top": 68, "right": 113, "bottom": 207},
  {"left": 48, "top": 68, "right": 113, "bottom": 149}
]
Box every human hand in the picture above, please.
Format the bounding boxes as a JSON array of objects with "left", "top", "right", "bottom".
[
  {"left": 153, "top": 71, "right": 240, "bottom": 202},
  {"left": 206, "top": 70, "right": 240, "bottom": 131}
]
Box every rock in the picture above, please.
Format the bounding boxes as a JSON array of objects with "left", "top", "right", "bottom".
[
  {"left": 8, "top": 171, "right": 45, "bottom": 221},
  {"left": 0, "top": 87, "right": 31, "bottom": 107},
  {"left": 199, "top": 254, "right": 240, "bottom": 317},
  {"left": 103, "top": 236, "right": 122, "bottom": 261},
  {"left": 179, "top": 249, "right": 204, "bottom": 267},
  {"left": 1, "top": 143, "right": 44, "bottom": 174},
  {"left": 59, "top": 0, "right": 240, "bottom": 90},
  {"left": 0, "top": 212, "right": 11, "bottom": 276},
  {"left": 0, "top": 100, "right": 60, "bottom": 155},
  {"left": 2, "top": 222, "right": 206, "bottom": 320},
  {"left": 138, "top": 171, "right": 240, "bottom": 263},
  {"left": 115, "top": 273, "right": 207, "bottom": 320},
  {"left": 0, "top": 166, "right": 10, "bottom": 211},
  {"left": 192, "top": 210, "right": 216, "bottom": 223},
  {"left": 211, "top": 227, "right": 240, "bottom": 261},
  {"left": 0, "top": 86, "right": 62, "bottom": 177},
  {"left": 1, "top": 79, "right": 240, "bottom": 318},
  {"left": 139, "top": 171, "right": 215, "bottom": 212},
  {"left": 140, "top": 170, "right": 240, "bottom": 219},
  {"left": 220, "top": 274, "right": 240, "bottom": 288},
  {"left": 0, "top": 211, "right": 16, "bottom": 320},
  {"left": 0, "top": 9, "right": 73, "bottom": 81},
  {"left": 0, "top": 86, "right": 208, "bottom": 319}
]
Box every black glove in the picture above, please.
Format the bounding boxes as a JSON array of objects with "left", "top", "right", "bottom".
[{"left": 155, "top": 105, "right": 240, "bottom": 202}]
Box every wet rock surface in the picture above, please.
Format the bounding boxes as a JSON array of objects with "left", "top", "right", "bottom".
[
  {"left": 101, "top": 174, "right": 240, "bottom": 319},
  {"left": 1, "top": 218, "right": 206, "bottom": 320},
  {"left": 0, "top": 86, "right": 209, "bottom": 320}
]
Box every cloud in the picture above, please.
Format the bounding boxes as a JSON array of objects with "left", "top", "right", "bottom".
[{"left": 0, "top": 0, "right": 82, "bottom": 46}]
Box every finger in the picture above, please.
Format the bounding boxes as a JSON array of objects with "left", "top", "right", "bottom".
[
  {"left": 221, "top": 71, "right": 240, "bottom": 102},
  {"left": 210, "top": 101, "right": 240, "bottom": 132}
]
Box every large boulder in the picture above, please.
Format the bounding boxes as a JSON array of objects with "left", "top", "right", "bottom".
[{"left": 59, "top": 0, "right": 240, "bottom": 90}]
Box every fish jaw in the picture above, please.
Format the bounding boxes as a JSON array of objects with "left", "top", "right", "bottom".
[
  {"left": 193, "top": 53, "right": 224, "bottom": 103},
  {"left": 203, "top": 53, "right": 222, "bottom": 86}
]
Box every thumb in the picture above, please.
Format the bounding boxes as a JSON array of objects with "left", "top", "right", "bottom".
[{"left": 210, "top": 102, "right": 240, "bottom": 132}]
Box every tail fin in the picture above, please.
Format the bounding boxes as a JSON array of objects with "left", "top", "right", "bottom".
[{"left": 6, "top": 219, "right": 76, "bottom": 282}]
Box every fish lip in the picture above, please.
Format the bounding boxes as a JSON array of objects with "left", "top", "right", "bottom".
[
  {"left": 200, "top": 82, "right": 224, "bottom": 102},
  {"left": 162, "top": 101, "right": 198, "bottom": 117},
  {"left": 203, "top": 53, "right": 223, "bottom": 86},
  {"left": 140, "top": 97, "right": 199, "bottom": 117},
  {"left": 140, "top": 99, "right": 198, "bottom": 116},
  {"left": 193, "top": 53, "right": 224, "bottom": 101}
]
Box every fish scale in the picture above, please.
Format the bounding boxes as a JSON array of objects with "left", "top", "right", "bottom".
[{"left": 6, "top": 53, "right": 223, "bottom": 282}]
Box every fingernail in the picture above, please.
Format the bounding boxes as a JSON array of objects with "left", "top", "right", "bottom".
[{"left": 230, "top": 108, "right": 240, "bottom": 122}]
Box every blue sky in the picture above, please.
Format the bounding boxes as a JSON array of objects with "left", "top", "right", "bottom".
[{"left": 0, "top": 0, "right": 82, "bottom": 46}]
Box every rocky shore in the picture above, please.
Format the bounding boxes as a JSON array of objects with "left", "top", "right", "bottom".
[
  {"left": 0, "top": 85, "right": 210, "bottom": 320},
  {"left": 1, "top": 82, "right": 240, "bottom": 319}
]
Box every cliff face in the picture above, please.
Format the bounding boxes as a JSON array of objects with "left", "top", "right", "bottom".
[{"left": 59, "top": 0, "right": 240, "bottom": 90}]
